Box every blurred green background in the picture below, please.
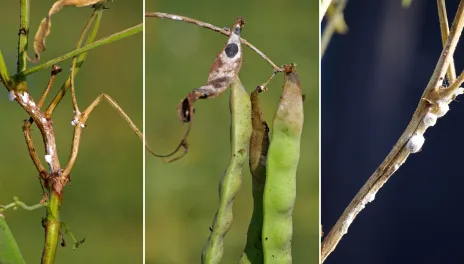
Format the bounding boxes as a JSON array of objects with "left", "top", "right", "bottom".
[
  {"left": 0, "top": 1, "right": 142, "bottom": 263},
  {"left": 146, "top": 0, "right": 318, "bottom": 263}
]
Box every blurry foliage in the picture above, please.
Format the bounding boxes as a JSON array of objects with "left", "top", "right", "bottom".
[
  {"left": 146, "top": 0, "right": 318, "bottom": 263},
  {"left": 0, "top": 1, "right": 142, "bottom": 263}
]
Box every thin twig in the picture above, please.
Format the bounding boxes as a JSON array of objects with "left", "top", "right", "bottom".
[
  {"left": 62, "top": 93, "right": 158, "bottom": 176},
  {"left": 320, "top": 0, "right": 333, "bottom": 23},
  {"left": 321, "top": 1, "right": 464, "bottom": 262},
  {"left": 45, "top": 8, "right": 103, "bottom": 118},
  {"left": 146, "top": 12, "right": 283, "bottom": 73},
  {"left": 68, "top": 7, "right": 101, "bottom": 115},
  {"left": 321, "top": 0, "right": 348, "bottom": 58},
  {"left": 0, "top": 197, "right": 46, "bottom": 212},
  {"left": 22, "top": 120, "right": 48, "bottom": 178},
  {"left": 37, "top": 65, "right": 62, "bottom": 109},
  {"left": 438, "top": 0, "right": 457, "bottom": 83}
]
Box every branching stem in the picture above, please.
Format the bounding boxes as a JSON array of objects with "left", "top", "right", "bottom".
[{"left": 321, "top": 1, "right": 464, "bottom": 262}]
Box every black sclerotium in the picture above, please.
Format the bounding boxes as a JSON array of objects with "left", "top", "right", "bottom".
[
  {"left": 233, "top": 26, "right": 241, "bottom": 35},
  {"left": 224, "top": 43, "right": 239, "bottom": 58}
]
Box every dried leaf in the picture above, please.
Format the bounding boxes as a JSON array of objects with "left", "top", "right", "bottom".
[
  {"left": 178, "top": 17, "right": 246, "bottom": 123},
  {"left": 31, "top": 0, "right": 104, "bottom": 61}
]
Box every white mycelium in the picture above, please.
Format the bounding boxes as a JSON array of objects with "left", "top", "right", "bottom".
[
  {"left": 423, "top": 112, "right": 437, "bottom": 127},
  {"left": 435, "top": 101, "right": 449, "bottom": 117},
  {"left": 406, "top": 133, "right": 425, "bottom": 153},
  {"left": 8, "top": 91, "right": 16, "bottom": 101}
]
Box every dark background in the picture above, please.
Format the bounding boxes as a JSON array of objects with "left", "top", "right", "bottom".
[
  {"left": 322, "top": 0, "right": 464, "bottom": 263},
  {"left": 146, "top": 0, "right": 318, "bottom": 263},
  {"left": 0, "top": 1, "right": 142, "bottom": 263}
]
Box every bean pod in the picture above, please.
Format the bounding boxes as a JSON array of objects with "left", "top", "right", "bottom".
[
  {"left": 239, "top": 88, "right": 269, "bottom": 264},
  {"left": 201, "top": 77, "right": 252, "bottom": 264},
  {"left": 262, "top": 64, "right": 304, "bottom": 264}
]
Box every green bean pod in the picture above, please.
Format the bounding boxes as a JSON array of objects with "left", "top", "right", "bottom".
[
  {"left": 262, "top": 64, "right": 303, "bottom": 264},
  {"left": 239, "top": 88, "right": 269, "bottom": 264},
  {"left": 0, "top": 214, "right": 25, "bottom": 264},
  {"left": 201, "top": 77, "right": 252, "bottom": 264}
]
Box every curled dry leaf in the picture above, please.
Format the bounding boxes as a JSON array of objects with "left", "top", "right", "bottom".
[
  {"left": 31, "top": 0, "right": 104, "bottom": 61},
  {"left": 178, "top": 17, "right": 246, "bottom": 123}
]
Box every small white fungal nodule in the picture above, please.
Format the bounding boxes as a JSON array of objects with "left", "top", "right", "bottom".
[
  {"left": 44, "top": 154, "right": 52, "bottom": 164},
  {"left": 41, "top": 117, "right": 47, "bottom": 123},
  {"left": 436, "top": 101, "right": 449, "bottom": 117},
  {"left": 407, "top": 134, "right": 425, "bottom": 153},
  {"left": 457, "top": 87, "right": 464, "bottom": 96},
  {"left": 8, "top": 91, "right": 16, "bottom": 101},
  {"left": 171, "top": 16, "right": 181, "bottom": 21},
  {"left": 19, "top": 92, "right": 29, "bottom": 104},
  {"left": 423, "top": 112, "right": 437, "bottom": 127},
  {"left": 71, "top": 117, "right": 85, "bottom": 128},
  {"left": 29, "top": 101, "right": 36, "bottom": 107},
  {"left": 366, "top": 191, "right": 376, "bottom": 203}
]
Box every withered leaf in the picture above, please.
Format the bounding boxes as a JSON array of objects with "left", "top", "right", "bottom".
[
  {"left": 31, "top": 0, "right": 105, "bottom": 61},
  {"left": 178, "top": 17, "right": 246, "bottom": 123}
]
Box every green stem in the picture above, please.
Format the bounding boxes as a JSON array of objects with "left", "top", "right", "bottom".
[
  {"left": 41, "top": 190, "right": 62, "bottom": 264},
  {"left": 0, "top": 50, "right": 14, "bottom": 91},
  {"left": 16, "top": 23, "right": 142, "bottom": 78},
  {"left": 201, "top": 77, "right": 252, "bottom": 264},
  {"left": 17, "top": 0, "right": 30, "bottom": 74}
]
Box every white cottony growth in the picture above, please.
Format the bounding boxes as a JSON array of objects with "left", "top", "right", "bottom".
[
  {"left": 29, "top": 101, "right": 36, "bottom": 107},
  {"left": 423, "top": 112, "right": 437, "bottom": 127},
  {"left": 457, "top": 87, "right": 464, "bottom": 95},
  {"left": 71, "top": 117, "right": 85, "bottom": 128},
  {"left": 436, "top": 101, "right": 449, "bottom": 117},
  {"left": 19, "top": 92, "right": 29, "bottom": 104},
  {"left": 171, "top": 16, "right": 181, "bottom": 20},
  {"left": 366, "top": 191, "right": 376, "bottom": 203},
  {"left": 41, "top": 117, "right": 47, "bottom": 123},
  {"left": 44, "top": 154, "right": 52, "bottom": 164},
  {"left": 8, "top": 91, "right": 16, "bottom": 101},
  {"left": 407, "top": 134, "right": 425, "bottom": 153},
  {"left": 341, "top": 213, "right": 354, "bottom": 235}
]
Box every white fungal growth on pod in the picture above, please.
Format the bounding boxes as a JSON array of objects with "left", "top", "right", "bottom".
[
  {"left": 423, "top": 112, "right": 437, "bottom": 127},
  {"left": 435, "top": 101, "right": 449, "bottom": 117},
  {"left": 41, "top": 117, "right": 47, "bottom": 123},
  {"left": 406, "top": 133, "right": 425, "bottom": 153},
  {"left": 8, "top": 91, "right": 16, "bottom": 101}
]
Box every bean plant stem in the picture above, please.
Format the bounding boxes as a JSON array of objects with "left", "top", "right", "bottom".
[
  {"left": 321, "top": 1, "right": 464, "bottom": 262},
  {"left": 16, "top": 23, "right": 142, "bottom": 78},
  {"left": 17, "top": 0, "right": 30, "bottom": 74}
]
